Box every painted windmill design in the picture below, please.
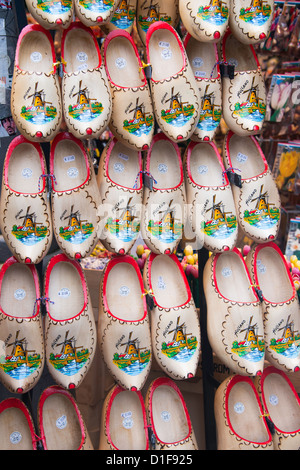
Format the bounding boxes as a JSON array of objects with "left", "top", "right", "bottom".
[
  {"left": 127, "top": 98, "right": 151, "bottom": 125},
  {"left": 157, "top": 199, "right": 181, "bottom": 233},
  {"left": 250, "top": 185, "right": 275, "bottom": 214},
  {"left": 120, "top": 332, "right": 147, "bottom": 359},
  {"left": 117, "top": 197, "right": 137, "bottom": 228},
  {"left": 28, "top": 82, "right": 52, "bottom": 111},
  {"left": 206, "top": 195, "right": 232, "bottom": 224},
  {"left": 200, "top": 84, "right": 220, "bottom": 118},
  {"left": 62, "top": 205, "right": 87, "bottom": 229},
  {"left": 242, "top": 77, "right": 264, "bottom": 110},
  {"left": 168, "top": 316, "right": 193, "bottom": 346},
  {"left": 72, "top": 81, "right": 97, "bottom": 110},
  {"left": 277, "top": 315, "right": 297, "bottom": 342},
  {"left": 239, "top": 316, "right": 263, "bottom": 346},
  {"left": 7, "top": 331, "right": 36, "bottom": 361},
  {"left": 56, "top": 330, "right": 83, "bottom": 358},
  {"left": 164, "top": 87, "right": 188, "bottom": 115}
]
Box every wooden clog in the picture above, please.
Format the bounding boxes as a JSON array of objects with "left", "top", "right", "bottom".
[
  {"left": 98, "top": 255, "right": 152, "bottom": 390},
  {"left": 38, "top": 385, "right": 93, "bottom": 450},
  {"left": 223, "top": 131, "right": 281, "bottom": 243},
  {"left": 11, "top": 24, "right": 62, "bottom": 142},
  {"left": 74, "top": 0, "right": 121, "bottom": 26},
  {"left": 220, "top": 30, "right": 266, "bottom": 136},
  {"left": 179, "top": 0, "right": 229, "bottom": 43},
  {"left": 103, "top": 30, "right": 154, "bottom": 151},
  {"left": 50, "top": 132, "right": 101, "bottom": 260},
  {"left": 103, "top": 0, "right": 137, "bottom": 34},
  {"left": 0, "top": 398, "right": 37, "bottom": 450},
  {"left": 214, "top": 375, "right": 273, "bottom": 450},
  {"left": 254, "top": 366, "right": 300, "bottom": 450},
  {"left": 0, "top": 136, "right": 53, "bottom": 265},
  {"left": 203, "top": 248, "right": 265, "bottom": 376},
  {"left": 61, "top": 22, "right": 112, "bottom": 141},
  {"left": 0, "top": 257, "right": 44, "bottom": 394},
  {"left": 143, "top": 253, "right": 201, "bottom": 380},
  {"left": 246, "top": 242, "right": 300, "bottom": 373},
  {"left": 145, "top": 377, "right": 198, "bottom": 450},
  {"left": 184, "top": 34, "right": 222, "bottom": 142},
  {"left": 43, "top": 254, "right": 97, "bottom": 390},
  {"left": 146, "top": 21, "right": 200, "bottom": 143},
  {"left": 184, "top": 140, "right": 238, "bottom": 253},
  {"left": 136, "top": 0, "right": 180, "bottom": 46},
  {"left": 25, "top": 0, "right": 73, "bottom": 30},
  {"left": 99, "top": 384, "right": 149, "bottom": 450},
  {"left": 97, "top": 137, "right": 143, "bottom": 255},
  {"left": 229, "top": 0, "right": 274, "bottom": 45},
  {"left": 141, "top": 133, "right": 186, "bottom": 255}
]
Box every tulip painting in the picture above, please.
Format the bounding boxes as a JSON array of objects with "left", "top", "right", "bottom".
[{"left": 267, "top": 75, "right": 294, "bottom": 122}]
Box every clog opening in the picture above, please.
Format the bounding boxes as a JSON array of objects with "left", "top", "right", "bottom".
[
  {"left": 107, "top": 141, "right": 141, "bottom": 189},
  {"left": 263, "top": 372, "right": 300, "bottom": 433},
  {"left": 105, "top": 36, "right": 144, "bottom": 87},
  {"left": 185, "top": 37, "right": 219, "bottom": 80},
  {"left": 224, "top": 34, "right": 258, "bottom": 72},
  {"left": 148, "top": 29, "right": 184, "bottom": 81},
  {"left": 108, "top": 390, "right": 147, "bottom": 450},
  {"left": 52, "top": 139, "right": 88, "bottom": 192},
  {"left": 63, "top": 28, "right": 99, "bottom": 73},
  {"left": 227, "top": 380, "right": 270, "bottom": 444},
  {"left": 188, "top": 142, "right": 225, "bottom": 187},
  {"left": 18, "top": 31, "right": 53, "bottom": 73},
  {"left": 0, "top": 406, "right": 34, "bottom": 450},
  {"left": 227, "top": 134, "right": 266, "bottom": 179},
  {"left": 151, "top": 384, "right": 190, "bottom": 444},
  {"left": 255, "top": 247, "right": 293, "bottom": 303},
  {"left": 148, "top": 139, "right": 181, "bottom": 189},
  {"left": 47, "top": 261, "right": 85, "bottom": 321},
  {"left": 0, "top": 264, "right": 37, "bottom": 318},
  {"left": 6, "top": 142, "right": 44, "bottom": 193}
]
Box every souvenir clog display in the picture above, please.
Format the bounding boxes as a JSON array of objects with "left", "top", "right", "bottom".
[
  {"left": 246, "top": 242, "right": 300, "bottom": 373},
  {"left": 0, "top": 135, "right": 53, "bottom": 265},
  {"left": 97, "top": 137, "right": 143, "bottom": 255},
  {"left": 11, "top": 24, "right": 62, "bottom": 142},
  {"left": 38, "top": 385, "right": 94, "bottom": 450},
  {"left": 25, "top": 0, "right": 74, "bottom": 30},
  {"left": 61, "top": 22, "right": 112, "bottom": 141},
  {"left": 141, "top": 133, "right": 186, "bottom": 255},
  {"left": 99, "top": 384, "right": 149, "bottom": 450},
  {"left": 0, "top": 257, "right": 45, "bottom": 394},
  {"left": 0, "top": 398, "right": 38, "bottom": 450},
  {"left": 43, "top": 254, "right": 97, "bottom": 390},
  {"left": 143, "top": 253, "right": 201, "bottom": 380},
  {"left": 203, "top": 248, "right": 265, "bottom": 376},
  {"left": 74, "top": 0, "right": 121, "bottom": 26},
  {"left": 136, "top": 0, "right": 180, "bottom": 46},
  {"left": 98, "top": 255, "right": 152, "bottom": 390},
  {"left": 214, "top": 375, "right": 273, "bottom": 450},
  {"left": 229, "top": 0, "right": 274, "bottom": 45}
]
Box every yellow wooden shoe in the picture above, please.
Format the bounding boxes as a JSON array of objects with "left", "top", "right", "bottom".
[
  {"left": 97, "top": 137, "right": 143, "bottom": 255},
  {"left": 38, "top": 385, "right": 94, "bottom": 450},
  {"left": 43, "top": 254, "right": 97, "bottom": 390},
  {"left": 203, "top": 247, "right": 265, "bottom": 376},
  {"left": 145, "top": 377, "right": 198, "bottom": 450},
  {"left": 50, "top": 132, "right": 101, "bottom": 260},
  {"left": 99, "top": 384, "right": 149, "bottom": 450},
  {"left": 136, "top": 0, "right": 180, "bottom": 46},
  {"left": 0, "top": 257, "right": 44, "bottom": 394},
  {"left": 98, "top": 255, "right": 152, "bottom": 390},
  {"left": 254, "top": 366, "right": 300, "bottom": 450},
  {"left": 0, "top": 135, "right": 53, "bottom": 265},
  {"left": 229, "top": 0, "right": 274, "bottom": 45},
  {"left": 214, "top": 375, "right": 273, "bottom": 450},
  {"left": 25, "top": 0, "right": 73, "bottom": 30},
  {"left": 11, "top": 24, "right": 62, "bottom": 142},
  {"left": 74, "top": 0, "right": 121, "bottom": 25},
  {"left": 141, "top": 133, "right": 186, "bottom": 255},
  {"left": 246, "top": 242, "right": 300, "bottom": 373},
  {"left": 0, "top": 398, "right": 38, "bottom": 450},
  {"left": 61, "top": 22, "right": 112, "bottom": 141},
  {"left": 143, "top": 253, "right": 201, "bottom": 380}
]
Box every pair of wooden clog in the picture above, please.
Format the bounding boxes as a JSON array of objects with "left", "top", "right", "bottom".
[
  {"left": 0, "top": 253, "right": 96, "bottom": 394},
  {"left": 0, "top": 386, "right": 93, "bottom": 450},
  {"left": 0, "top": 132, "right": 100, "bottom": 264},
  {"left": 11, "top": 22, "right": 111, "bottom": 143},
  {"left": 97, "top": 133, "right": 186, "bottom": 256},
  {"left": 204, "top": 242, "right": 300, "bottom": 377},
  {"left": 99, "top": 377, "right": 198, "bottom": 450},
  {"left": 98, "top": 253, "right": 201, "bottom": 390},
  {"left": 215, "top": 367, "right": 300, "bottom": 450}
]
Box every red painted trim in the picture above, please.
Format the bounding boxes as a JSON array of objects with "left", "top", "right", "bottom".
[
  {"left": 44, "top": 253, "right": 88, "bottom": 321},
  {"left": 145, "top": 133, "right": 183, "bottom": 190},
  {"left": 102, "top": 255, "right": 147, "bottom": 322},
  {"left": 260, "top": 366, "right": 300, "bottom": 434},
  {"left": 183, "top": 33, "right": 220, "bottom": 80},
  {"left": 225, "top": 375, "right": 272, "bottom": 445},
  {"left": 213, "top": 248, "right": 259, "bottom": 303},
  {"left": 15, "top": 24, "right": 57, "bottom": 73},
  {"left": 105, "top": 385, "right": 149, "bottom": 450},
  {"left": 4, "top": 135, "right": 46, "bottom": 194},
  {"left": 0, "top": 256, "right": 40, "bottom": 319},
  {"left": 186, "top": 140, "right": 230, "bottom": 187},
  {"left": 103, "top": 30, "right": 147, "bottom": 88},
  {"left": 148, "top": 377, "right": 192, "bottom": 444},
  {"left": 0, "top": 397, "right": 37, "bottom": 449},
  {"left": 222, "top": 29, "right": 260, "bottom": 69},
  {"left": 146, "top": 21, "right": 186, "bottom": 83},
  {"left": 61, "top": 21, "right": 102, "bottom": 72},
  {"left": 50, "top": 132, "right": 90, "bottom": 192},
  {"left": 38, "top": 385, "right": 85, "bottom": 450},
  {"left": 251, "top": 242, "right": 296, "bottom": 303},
  {"left": 147, "top": 253, "right": 192, "bottom": 308},
  {"left": 105, "top": 137, "right": 143, "bottom": 190}
]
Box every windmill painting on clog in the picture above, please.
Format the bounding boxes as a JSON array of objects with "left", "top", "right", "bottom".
[
  {"left": 136, "top": 0, "right": 180, "bottom": 46},
  {"left": 229, "top": 0, "right": 274, "bottom": 45},
  {"left": 25, "top": 0, "right": 73, "bottom": 30},
  {"left": 74, "top": 0, "right": 121, "bottom": 25},
  {"left": 104, "top": 0, "right": 137, "bottom": 34}
]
